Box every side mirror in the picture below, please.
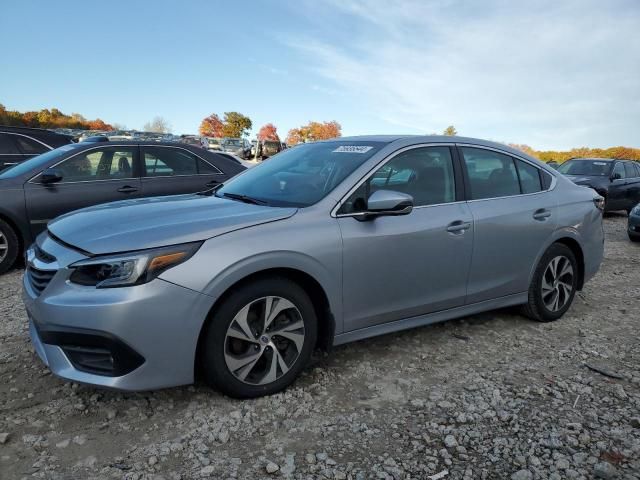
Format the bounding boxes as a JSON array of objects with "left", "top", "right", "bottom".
[
  {"left": 40, "top": 168, "right": 63, "bottom": 184},
  {"left": 611, "top": 172, "right": 622, "bottom": 181},
  {"left": 355, "top": 190, "right": 413, "bottom": 221}
]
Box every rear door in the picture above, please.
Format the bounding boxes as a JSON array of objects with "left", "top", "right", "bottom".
[
  {"left": 459, "top": 146, "right": 557, "bottom": 303},
  {"left": 24, "top": 145, "right": 142, "bottom": 237},
  {"left": 0, "top": 133, "right": 27, "bottom": 169},
  {"left": 140, "top": 145, "right": 224, "bottom": 197}
]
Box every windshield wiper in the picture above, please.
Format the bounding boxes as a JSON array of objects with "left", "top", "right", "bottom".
[{"left": 221, "top": 192, "right": 269, "bottom": 205}]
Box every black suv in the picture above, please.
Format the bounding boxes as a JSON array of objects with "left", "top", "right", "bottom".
[
  {"left": 0, "top": 126, "right": 74, "bottom": 170},
  {"left": 0, "top": 141, "right": 245, "bottom": 273},
  {"left": 558, "top": 158, "right": 640, "bottom": 213}
]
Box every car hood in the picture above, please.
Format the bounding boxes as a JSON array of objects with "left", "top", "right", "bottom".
[
  {"left": 48, "top": 194, "right": 297, "bottom": 255},
  {"left": 563, "top": 175, "right": 608, "bottom": 186}
]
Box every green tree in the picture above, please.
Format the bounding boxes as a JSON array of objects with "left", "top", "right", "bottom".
[
  {"left": 443, "top": 125, "right": 457, "bottom": 136},
  {"left": 222, "top": 112, "right": 252, "bottom": 138}
]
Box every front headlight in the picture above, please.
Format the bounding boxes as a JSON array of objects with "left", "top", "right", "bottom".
[
  {"left": 69, "top": 242, "right": 202, "bottom": 288},
  {"left": 632, "top": 205, "right": 640, "bottom": 216}
]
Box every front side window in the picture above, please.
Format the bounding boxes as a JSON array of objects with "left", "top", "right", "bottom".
[
  {"left": 15, "top": 135, "right": 47, "bottom": 154},
  {"left": 611, "top": 162, "right": 625, "bottom": 180},
  {"left": 216, "top": 141, "right": 384, "bottom": 207},
  {"left": 143, "top": 147, "right": 199, "bottom": 177},
  {"left": 461, "top": 147, "right": 519, "bottom": 199},
  {"left": 55, "top": 147, "right": 136, "bottom": 182},
  {"left": 339, "top": 146, "right": 456, "bottom": 214}
]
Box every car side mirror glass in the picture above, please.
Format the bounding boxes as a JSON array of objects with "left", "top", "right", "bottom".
[
  {"left": 611, "top": 173, "right": 621, "bottom": 181},
  {"left": 40, "top": 168, "right": 63, "bottom": 184},
  {"left": 354, "top": 190, "right": 413, "bottom": 221}
]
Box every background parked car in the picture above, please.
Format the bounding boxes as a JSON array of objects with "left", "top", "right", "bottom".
[
  {"left": 0, "top": 126, "right": 73, "bottom": 170},
  {"left": 222, "top": 138, "right": 251, "bottom": 159},
  {"left": 260, "top": 140, "right": 282, "bottom": 159},
  {"left": 628, "top": 203, "right": 640, "bottom": 242},
  {"left": 0, "top": 141, "right": 245, "bottom": 273},
  {"left": 557, "top": 158, "right": 640, "bottom": 213},
  {"left": 207, "top": 137, "right": 224, "bottom": 151}
]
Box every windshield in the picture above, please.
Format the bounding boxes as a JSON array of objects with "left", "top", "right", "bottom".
[
  {"left": 216, "top": 141, "right": 384, "bottom": 207},
  {"left": 209, "top": 139, "right": 221, "bottom": 145},
  {"left": 557, "top": 160, "right": 612, "bottom": 176},
  {"left": 0, "top": 144, "right": 79, "bottom": 179},
  {"left": 224, "top": 139, "right": 241, "bottom": 146}
]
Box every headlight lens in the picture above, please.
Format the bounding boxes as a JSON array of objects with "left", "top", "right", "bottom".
[
  {"left": 69, "top": 242, "right": 202, "bottom": 288},
  {"left": 632, "top": 205, "right": 640, "bottom": 215}
]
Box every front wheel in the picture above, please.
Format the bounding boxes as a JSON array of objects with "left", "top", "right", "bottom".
[
  {"left": 201, "top": 277, "right": 317, "bottom": 398},
  {"left": 522, "top": 243, "right": 578, "bottom": 322},
  {"left": 629, "top": 232, "right": 640, "bottom": 243},
  {"left": 0, "top": 219, "right": 19, "bottom": 275}
]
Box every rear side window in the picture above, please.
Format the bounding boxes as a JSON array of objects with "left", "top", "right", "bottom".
[
  {"left": 461, "top": 147, "right": 520, "bottom": 199},
  {"left": 635, "top": 163, "right": 640, "bottom": 177},
  {"left": 0, "top": 133, "right": 20, "bottom": 154},
  {"left": 198, "top": 158, "right": 223, "bottom": 174},
  {"left": 515, "top": 159, "right": 542, "bottom": 194},
  {"left": 143, "top": 147, "right": 199, "bottom": 177},
  {"left": 624, "top": 162, "right": 636, "bottom": 178},
  {"left": 14, "top": 135, "right": 48, "bottom": 154},
  {"left": 541, "top": 170, "right": 553, "bottom": 190}
]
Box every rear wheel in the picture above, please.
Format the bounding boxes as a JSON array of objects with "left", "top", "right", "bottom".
[
  {"left": 629, "top": 233, "right": 640, "bottom": 243},
  {"left": 0, "top": 219, "right": 19, "bottom": 275},
  {"left": 522, "top": 243, "right": 578, "bottom": 322},
  {"left": 201, "top": 277, "right": 317, "bottom": 398}
]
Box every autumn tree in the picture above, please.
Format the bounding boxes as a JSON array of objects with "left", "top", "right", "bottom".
[
  {"left": 221, "top": 112, "right": 252, "bottom": 138},
  {"left": 257, "top": 123, "right": 280, "bottom": 141},
  {"left": 0, "top": 104, "right": 114, "bottom": 130},
  {"left": 443, "top": 125, "right": 457, "bottom": 136},
  {"left": 143, "top": 116, "right": 171, "bottom": 133},
  {"left": 199, "top": 113, "right": 224, "bottom": 137},
  {"left": 286, "top": 120, "right": 342, "bottom": 145}
]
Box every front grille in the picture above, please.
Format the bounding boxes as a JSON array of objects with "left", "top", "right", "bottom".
[{"left": 27, "top": 266, "right": 56, "bottom": 295}]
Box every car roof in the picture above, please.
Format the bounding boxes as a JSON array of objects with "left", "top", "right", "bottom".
[{"left": 0, "top": 125, "right": 71, "bottom": 137}]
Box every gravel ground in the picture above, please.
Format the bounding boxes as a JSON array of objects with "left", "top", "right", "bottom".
[{"left": 1, "top": 215, "right": 639, "bottom": 480}]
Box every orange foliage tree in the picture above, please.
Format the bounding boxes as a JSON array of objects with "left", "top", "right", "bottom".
[
  {"left": 0, "top": 104, "right": 113, "bottom": 130},
  {"left": 257, "top": 123, "right": 280, "bottom": 141},
  {"left": 199, "top": 113, "right": 224, "bottom": 137},
  {"left": 286, "top": 120, "right": 342, "bottom": 145}
]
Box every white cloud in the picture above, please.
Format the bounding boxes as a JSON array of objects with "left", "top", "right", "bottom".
[{"left": 287, "top": 0, "right": 640, "bottom": 149}]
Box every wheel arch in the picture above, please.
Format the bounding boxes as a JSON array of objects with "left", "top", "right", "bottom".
[
  {"left": 532, "top": 229, "right": 586, "bottom": 291},
  {"left": 0, "top": 210, "right": 27, "bottom": 261},
  {"left": 194, "top": 266, "right": 336, "bottom": 379}
]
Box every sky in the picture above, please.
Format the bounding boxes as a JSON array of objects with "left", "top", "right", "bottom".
[{"left": 1, "top": 0, "right": 639, "bottom": 150}]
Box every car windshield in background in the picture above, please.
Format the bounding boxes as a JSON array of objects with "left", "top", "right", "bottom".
[
  {"left": 557, "top": 160, "right": 612, "bottom": 176},
  {"left": 216, "top": 141, "right": 384, "bottom": 207},
  {"left": 224, "top": 139, "right": 241, "bottom": 146},
  {"left": 0, "top": 144, "right": 80, "bottom": 179}
]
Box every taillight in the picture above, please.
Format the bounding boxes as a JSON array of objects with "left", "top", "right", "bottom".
[{"left": 593, "top": 196, "right": 605, "bottom": 211}]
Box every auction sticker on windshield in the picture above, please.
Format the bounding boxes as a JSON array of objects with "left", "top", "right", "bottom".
[{"left": 333, "top": 146, "right": 374, "bottom": 154}]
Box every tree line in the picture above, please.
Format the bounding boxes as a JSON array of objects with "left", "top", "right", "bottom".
[{"left": 0, "top": 104, "right": 113, "bottom": 131}]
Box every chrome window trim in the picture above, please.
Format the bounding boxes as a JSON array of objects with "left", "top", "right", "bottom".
[
  {"left": 27, "top": 144, "right": 140, "bottom": 184},
  {"left": 331, "top": 142, "right": 558, "bottom": 218},
  {"left": 331, "top": 143, "right": 458, "bottom": 218},
  {"left": 4, "top": 132, "right": 54, "bottom": 151},
  {"left": 141, "top": 145, "right": 224, "bottom": 176},
  {"left": 27, "top": 142, "right": 225, "bottom": 185}
]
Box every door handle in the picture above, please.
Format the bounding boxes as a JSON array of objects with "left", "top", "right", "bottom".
[
  {"left": 446, "top": 220, "right": 471, "bottom": 233},
  {"left": 117, "top": 185, "right": 138, "bottom": 193},
  {"left": 533, "top": 209, "right": 551, "bottom": 221}
]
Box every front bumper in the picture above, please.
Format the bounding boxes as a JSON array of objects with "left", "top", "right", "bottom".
[{"left": 23, "top": 236, "right": 215, "bottom": 391}]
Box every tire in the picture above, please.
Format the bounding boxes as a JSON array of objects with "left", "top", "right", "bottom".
[
  {"left": 522, "top": 243, "right": 578, "bottom": 322},
  {"left": 0, "top": 219, "right": 19, "bottom": 275},
  {"left": 629, "top": 233, "right": 640, "bottom": 243},
  {"left": 201, "top": 276, "right": 317, "bottom": 398}
]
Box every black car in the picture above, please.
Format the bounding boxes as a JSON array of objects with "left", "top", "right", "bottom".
[
  {"left": 0, "top": 126, "right": 74, "bottom": 170},
  {"left": 628, "top": 202, "right": 640, "bottom": 242},
  {"left": 0, "top": 141, "right": 245, "bottom": 273},
  {"left": 261, "top": 140, "right": 282, "bottom": 159},
  {"left": 557, "top": 158, "right": 640, "bottom": 213}
]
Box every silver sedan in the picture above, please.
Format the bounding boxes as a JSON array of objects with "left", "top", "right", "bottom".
[{"left": 23, "top": 135, "right": 604, "bottom": 397}]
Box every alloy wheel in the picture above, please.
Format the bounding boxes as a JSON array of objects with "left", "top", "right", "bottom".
[
  {"left": 0, "top": 231, "right": 7, "bottom": 263},
  {"left": 541, "top": 255, "right": 574, "bottom": 312},
  {"left": 224, "top": 296, "right": 305, "bottom": 385}
]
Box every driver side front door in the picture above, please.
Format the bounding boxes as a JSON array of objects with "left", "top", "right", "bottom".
[{"left": 336, "top": 145, "right": 473, "bottom": 332}]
